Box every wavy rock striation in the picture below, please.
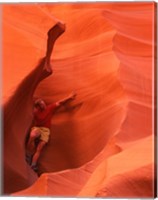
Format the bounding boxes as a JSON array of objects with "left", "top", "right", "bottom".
[{"left": 2, "top": 2, "right": 155, "bottom": 197}]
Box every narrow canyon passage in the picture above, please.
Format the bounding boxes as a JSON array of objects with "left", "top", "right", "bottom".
[{"left": 2, "top": 2, "right": 155, "bottom": 197}]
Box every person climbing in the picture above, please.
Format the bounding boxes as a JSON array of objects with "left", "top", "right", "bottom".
[
  {"left": 26, "top": 92, "right": 76, "bottom": 172},
  {"left": 25, "top": 22, "right": 77, "bottom": 172}
]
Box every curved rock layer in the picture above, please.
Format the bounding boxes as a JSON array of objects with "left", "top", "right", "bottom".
[{"left": 2, "top": 2, "right": 155, "bottom": 197}]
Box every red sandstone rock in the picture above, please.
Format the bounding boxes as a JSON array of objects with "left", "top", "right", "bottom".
[{"left": 2, "top": 2, "right": 155, "bottom": 197}]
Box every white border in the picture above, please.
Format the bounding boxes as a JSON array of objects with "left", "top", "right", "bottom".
[{"left": 0, "top": 0, "right": 157, "bottom": 199}]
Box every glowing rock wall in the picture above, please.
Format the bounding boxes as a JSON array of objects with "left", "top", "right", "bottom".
[{"left": 2, "top": 2, "right": 155, "bottom": 197}]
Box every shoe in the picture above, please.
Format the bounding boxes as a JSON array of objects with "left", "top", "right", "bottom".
[
  {"left": 25, "top": 154, "right": 32, "bottom": 165},
  {"left": 31, "top": 164, "right": 38, "bottom": 172}
]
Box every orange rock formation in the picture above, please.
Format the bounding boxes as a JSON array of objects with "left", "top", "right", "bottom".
[{"left": 2, "top": 2, "right": 156, "bottom": 197}]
